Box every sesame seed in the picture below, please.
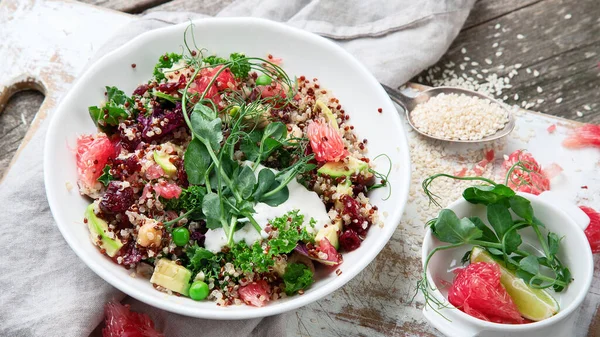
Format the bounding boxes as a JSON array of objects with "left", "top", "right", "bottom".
[
  {"left": 496, "top": 51, "right": 503, "bottom": 57},
  {"left": 583, "top": 104, "right": 591, "bottom": 111},
  {"left": 556, "top": 97, "right": 563, "bottom": 103},
  {"left": 492, "top": 42, "right": 499, "bottom": 48},
  {"left": 576, "top": 111, "right": 583, "bottom": 117},
  {"left": 514, "top": 63, "right": 522, "bottom": 69},
  {"left": 461, "top": 47, "right": 467, "bottom": 54},
  {"left": 537, "top": 86, "right": 543, "bottom": 93},
  {"left": 485, "top": 58, "right": 493, "bottom": 65},
  {"left": 495, "top": 23, "right": 501, "bottom": 29},
  {"left": 517, "top": 34, "right": 525, "bottom": 39},
  {"left": 533, "top": 70, "right": 540, "bottom": 77},
  {"left": 471, "top": 61, "right": 479, "bottom": 66},
  {"left": 564, "top": 13, "right": 572, "bottom": 19},
  {"left": 514, "top": 94, "right": 519, "bottom": 100}
]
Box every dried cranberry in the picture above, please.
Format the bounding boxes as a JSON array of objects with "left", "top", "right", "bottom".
[
  {"left": 190, "top": 231, "right": 205, "bottom": 246},
  {"left": 157, "top": 75, "right": 186, "bottom": 94},
  {"left": 132, "top": 84, "right": 149, "bottom": 96},
  {"left": 113, "top": 241, "right": 142, "bottom": 267},
  {"left": 100, "top": 181, "right": 135, "bottom": 213},
  {"left": 112, "top": 156, "right": 141, "bottom": 180},
  {"left": 340, "top": 195, "right": 361, "bottom": 218},
  {"left": 339, "top": 230, "right": 361, "bottom": 251}
]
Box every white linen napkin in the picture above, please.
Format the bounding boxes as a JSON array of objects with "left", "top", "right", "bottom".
[{"left": 0, "top": 1, "right": 475, "bottom": 336}]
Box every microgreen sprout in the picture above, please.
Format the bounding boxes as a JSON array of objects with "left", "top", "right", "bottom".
[{"left": 417, "top": 164, "right": 573, "bottom": 316}]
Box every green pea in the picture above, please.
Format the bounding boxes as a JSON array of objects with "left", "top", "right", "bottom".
[
  {"left": 189, "top": 281, "right": 210, "bottom": 301},
  {"left": 172, "top": 227, "right": 190, "bottom": 247},
  {"left": 256, "top": 75, "right": 272, "bottom": 86}
]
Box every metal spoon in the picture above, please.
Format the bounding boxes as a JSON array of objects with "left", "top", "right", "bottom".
[{"left": 382, "top": 84, "right": 515, "bottom": 143}]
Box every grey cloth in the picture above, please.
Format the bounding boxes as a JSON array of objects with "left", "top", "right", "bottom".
[{"left": 0, "top": 1, "right": 474, "bottom": 336}]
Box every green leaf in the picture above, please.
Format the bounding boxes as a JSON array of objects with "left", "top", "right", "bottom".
[
  {"left": 509, "top": 195, "right": 534, "bottom": 222},
  {"left": 190, "top": 111, "right": 223, "bottom": 152},
  {"left": 152, "top": 90, "right": 180, "bottom": 103},
  {"left": 263, "top": 122, "right": 287, "bottom": 142},
  {"left": 88, "top": 86, "right": 132, "bottom": 129},
  {"left": 283, "top": 263, "right": 314, "bottom": 296},
  {"left": 240, "top": 130, "right": 262, "bottom": 161},
  {"left": 193, "top": 103, "right": 218, "bottom": 120},
  {"left": 548, "top": 232, "right": 561, "bottom": 256},
  {"left": 202, "top": 193, "right": 223, "bottom": 229},
  {"left": 234, "top": 165, "right": 256, "bottom": 199},
  {"left": 153, "top": 53, "right": 183, "bottom": 81},
  {"left": 97, "top": 165, "right": 114, "bottom": 186},
  {"left": 253, "top": 168, "right": 275, "bottom": 200},
  {"left": 185, "top": 243, "right": 221, "bottom": 278},
  {"left": 259, "top": 185, "right": 289, "bottom": 206},
  {"left": 431, "top": 209, "right": 483, "bottom": 244},
  {"left": 519, "top": 255, "right": 540, "bottom": 275},
  {"left": 184, "top": 138, "right": 211, "bottom": 185},
  {"left": 486, "top": 204, "right": 514, "bottom": 239},
  {"left": 203, "top": 55, "right": 227, "bottom": 65},
  {"left": 229, "top": 53, "right": 251, "bottom": 79},
  {"left": 463, "top": 184, "right": 515, "bottom": 205},
  {"left": 469, "top": 216, "right": 499, "bottom": 243}
]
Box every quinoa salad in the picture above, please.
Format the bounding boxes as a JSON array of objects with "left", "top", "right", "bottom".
[{"left": 75, "top": 31, "right": 388, "bottom": 307}]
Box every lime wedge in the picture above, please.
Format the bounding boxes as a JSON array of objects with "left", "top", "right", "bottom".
[{"left": 470, "top": 246, "right": 560, "bottom": 321}]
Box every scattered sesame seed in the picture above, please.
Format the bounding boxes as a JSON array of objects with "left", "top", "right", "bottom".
[
  {"left": 576, "top": 111, "right": 583, "bottom": 117},
  {"left": 471, "top": 62, "right": 479, "bottom": 66},
  {"left": 564, "top": 13, "right": 572, "bottom": 19},
  {"left": 496, "top": 51, "right": 503, "bottom": 57},
  {"left": 537, "top": 86, "right": 543, "bottom": 93},
  {"left": 514, "top": 94, "right": 519, "bottom": 100},
  {"left": 461, "top": 47, "right": 467, "bottom": 54},
  {"left": 533, "top": 70, "right": 540, "bottom": 77},
  {"left": 517, "top": 34, "right": 525, "bottom": 39},
  {"left": 485, "top": 58, "right": 493, "bottom": 65},
  {"left": 514, "top": 63, "right": 522, "bottom": 69},
  {"left": 495, "top": 23, "right": 501, "bottom": 29},
  {"left": 537, "top": 98, "right": 545, "bottom": 104},
  {"left": 492, "top": 42, "right": 499, "bottom": 48},
  {"left": 464, "top": 56, "right": 471, "bottom": 61},
  {"left": 526, "top": 68, "right": 532, "bottom": 74},
  {"left": 494, "top": 32, "right": 501, "bottom": 38},
  {"left": 556, "top": 97, "right": 563, "bottom": 103},
  {"left": 583, "top": 104, "right": 591, "bottom": 111}
]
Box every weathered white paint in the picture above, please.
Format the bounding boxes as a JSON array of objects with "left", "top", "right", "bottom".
[{"left": 1, "top": 1, "right": 598, "bottom": 336}]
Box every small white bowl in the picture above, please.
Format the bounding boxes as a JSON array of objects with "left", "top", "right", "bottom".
[
  {"left": 44, "top": 18, "right": 411, "bottom": 319},
  {"left": 421, "top": 191, "right": 593, "bottom": 337}
]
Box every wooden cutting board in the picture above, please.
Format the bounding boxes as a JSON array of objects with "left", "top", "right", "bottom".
[{"left": 2, "top": 1, "right": 598, "bottom": 336}]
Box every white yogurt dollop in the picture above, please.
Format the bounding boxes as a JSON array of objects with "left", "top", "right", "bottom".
[{"left": 203, "top": 169, "right": 329, "bottom": 253}]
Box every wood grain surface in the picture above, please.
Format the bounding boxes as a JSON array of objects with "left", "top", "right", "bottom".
[{"left": 1, "top": 0, "right": 599, "bottom": 336}]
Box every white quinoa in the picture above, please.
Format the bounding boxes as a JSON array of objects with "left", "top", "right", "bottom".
[{"left": 410, "top": 93, "right": 509, "bottom": 141}]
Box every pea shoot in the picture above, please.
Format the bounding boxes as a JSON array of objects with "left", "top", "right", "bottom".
[{"left": 417, "top": 168, "right": 573, "bottom": 316}]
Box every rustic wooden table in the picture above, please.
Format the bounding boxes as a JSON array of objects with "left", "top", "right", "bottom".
[{"left": 1, "top": 0, "right": 599, "bottom": 336}]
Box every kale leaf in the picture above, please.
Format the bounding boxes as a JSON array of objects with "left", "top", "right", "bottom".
[
  {"left": 283, "top": 263, "right": 314, "bottom": 295},
  {"left": 97, "top": 165, "right": 114, "bottom": 186},
  {"left": 162, "top": 185, "right": 206, "bottom": 220},
  {"left": 88, "top": 86, "right": 133, "bottom": 129},
  {"left": 153, "top": 53, "right": 183, "bottom": 81}
]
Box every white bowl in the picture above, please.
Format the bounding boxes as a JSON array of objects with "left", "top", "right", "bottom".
[
  {"left": 421, "top": 192, "right": 594, "bottom": 337},
  {"left": 43, "top": 18, "right": 411, "bottom": 319}
]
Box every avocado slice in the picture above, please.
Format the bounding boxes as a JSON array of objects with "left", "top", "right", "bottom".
[
  {"left": 153, "top": 151, "right": 177, "bottom": 177},
  {"left": 84, "top": 204, "right": 124, "bottom": 257},
  {"left": 150, "top": 258, "right": 192, "bottom": 296},
  {"left": 317, "top": 156, "right": 368, "bottom": 178},
  {"left": 314, "top": 100, "right": 339, "bottom": 130},
  {"left": 315, "top": 219, "right": 343, "bottom": 250}
]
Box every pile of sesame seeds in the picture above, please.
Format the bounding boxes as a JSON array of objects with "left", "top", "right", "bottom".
[{"left": 410, "top": 93, "right": 509, "bottom": 141}]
